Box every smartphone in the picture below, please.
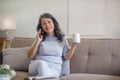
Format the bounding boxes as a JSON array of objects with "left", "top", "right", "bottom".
[{"left": 38, "top": 28, "right": 44, "bottom": 37}]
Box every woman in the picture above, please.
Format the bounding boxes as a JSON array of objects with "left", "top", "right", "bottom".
[{"left": 28, "top": 13, "right": 77, "bottom": 77}]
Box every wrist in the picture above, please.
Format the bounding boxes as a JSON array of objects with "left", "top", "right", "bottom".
[
  {"left": 72, "top": 43, "right": 77, "bottom": 48},
  {"left": 36, "top": 39, "right": 41, "bottom": 44}
]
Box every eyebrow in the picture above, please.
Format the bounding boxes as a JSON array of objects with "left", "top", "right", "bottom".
[{"left": 42, "top": 19, "right": 51, "bottom": 22}]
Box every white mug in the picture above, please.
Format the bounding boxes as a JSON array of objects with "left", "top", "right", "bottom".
[{"left": 73, "top": 33, "right": 80, "bottom": 43}]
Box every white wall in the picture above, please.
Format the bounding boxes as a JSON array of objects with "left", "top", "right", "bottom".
[
  {"left": 0, "top": 0, "right": 120, "bottom": 39},
  {"left": 69, "top": 0, "right": 120, "bottom": 38},
  {"left": 0, "top": 0, "right": 68, "bottom": 39},
  {"left": 105, "top": 0, "right": 120, "bottom": 37},
  {"left": 69, "top": 0, "right": 105, "bottom": 36}
]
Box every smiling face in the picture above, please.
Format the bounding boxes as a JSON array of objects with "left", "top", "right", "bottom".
[{"left": 41, "top": 18, "right": 54, "bottom": 35}]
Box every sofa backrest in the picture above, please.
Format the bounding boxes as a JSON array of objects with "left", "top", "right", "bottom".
[
  {"left": 11, "top": 37, "right": 35, "bottom": 48},
  {"left": 11, "top": 37, "right": 120, "bottom": 76},
  {"left": 69, "top": 38, "right": 120, "bottom": 76}
]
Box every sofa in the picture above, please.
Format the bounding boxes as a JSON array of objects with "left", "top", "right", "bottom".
[{"left": 1, "top": 37, "right": 120, "bottom": 80}]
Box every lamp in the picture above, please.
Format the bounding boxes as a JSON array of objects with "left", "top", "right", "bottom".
[
  {"left": 0, "top": 16, "right": 16, "bottom": 49},
  {"left": 0, "top": 16, "right": 16, "bottom": 37}
]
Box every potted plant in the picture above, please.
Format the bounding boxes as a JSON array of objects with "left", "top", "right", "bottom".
[{"left": 0, "top": 64, "right": 16, "bottom": 80}]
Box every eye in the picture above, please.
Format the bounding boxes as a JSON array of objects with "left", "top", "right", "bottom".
[
  {"left": 42, "top": 22, "right": 46, "bottom": 25},
  {"left": 48, "top": 21, "right": 51, "bottom": 23}
]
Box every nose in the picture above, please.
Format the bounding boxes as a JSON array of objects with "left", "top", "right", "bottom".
[
  {"left": 44, "top": 21, "right": 49, "bottom": 26},
  {"left": 46, "top": 22, "right": 49, "bottom": 26}
]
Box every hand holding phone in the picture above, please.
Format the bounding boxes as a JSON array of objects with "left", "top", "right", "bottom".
[{"left": 36, "top": 29, "right": 43, "bottom": 42}]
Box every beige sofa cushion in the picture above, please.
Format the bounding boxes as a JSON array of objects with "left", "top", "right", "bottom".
[
  {"left": 2, "top": 47, "right": 30, "bottom": 71},
  {"left": 70, "top": 39, "right": 120, "bottom": 75},
  {"left": 60, "top": 74, "right": 120, "bottom": 80}
]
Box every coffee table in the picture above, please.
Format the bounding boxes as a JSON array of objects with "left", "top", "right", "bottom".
[{"left": 24, "top": 76, "right": 60, "bottom": 80}]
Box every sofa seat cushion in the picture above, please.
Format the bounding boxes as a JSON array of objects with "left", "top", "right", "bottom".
[
  {"left": 12, "top": 71, "right": 28, "bottom": 80},
  {"left": 60, "top": 73, "right": 120, "bottom": 80}
]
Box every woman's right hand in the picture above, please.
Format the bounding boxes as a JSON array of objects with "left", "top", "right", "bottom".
[
  {"left": 36, "top": 29, "right": 43, "bottom": 43},
  {"left": 28, "top": 29, "right": 43, "bottom": 59}
]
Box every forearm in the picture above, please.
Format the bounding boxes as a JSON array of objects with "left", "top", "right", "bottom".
[
  {"left": 28, "top": 39, "right": 40, "bottom": 59},
  {"left": 64, "top": 43, "right": 77, "bottom": 60}
]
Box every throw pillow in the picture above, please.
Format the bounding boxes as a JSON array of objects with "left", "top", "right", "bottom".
[{"left": 2, "top": 47, "right": 30, "bottom": 71}]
